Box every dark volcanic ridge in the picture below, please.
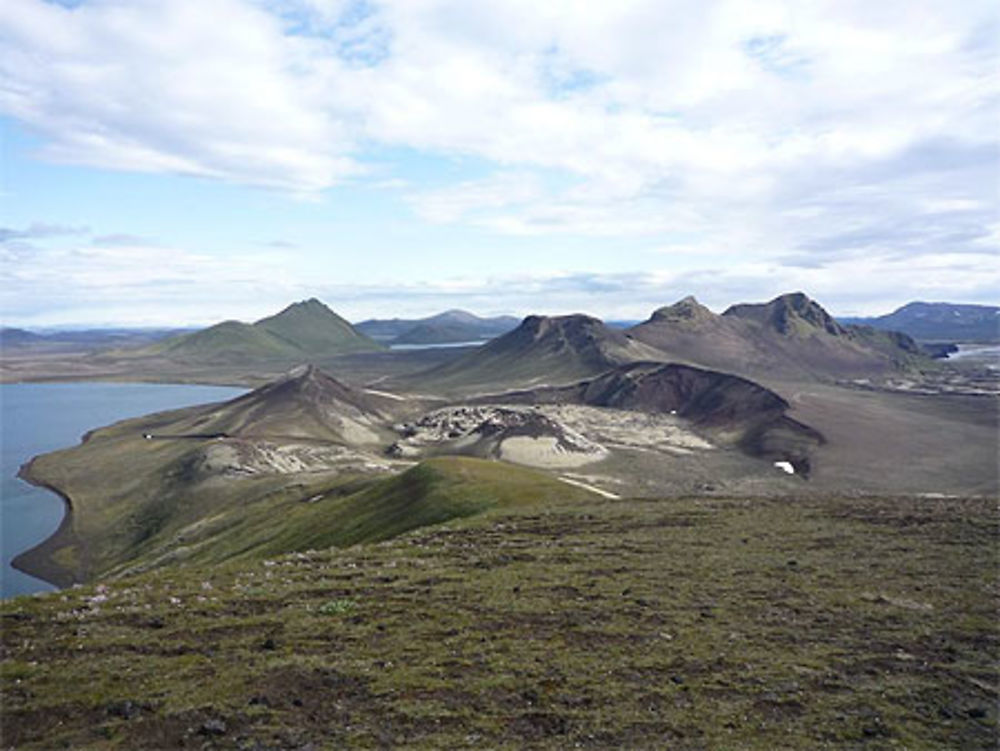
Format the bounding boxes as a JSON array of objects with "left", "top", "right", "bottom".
[
  {"left": 473, "top": 361, "right": 825, "bottom": 474},
  {"left": 403, "top": 313, "right": 666, "bottom": 393}
]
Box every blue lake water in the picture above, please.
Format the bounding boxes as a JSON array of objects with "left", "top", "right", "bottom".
[
  {"left": 0, "top": 382, "right": 246, "bottom": 599},
  {"left": 389, "top": 341, "right": 486, "bottom": 350}
]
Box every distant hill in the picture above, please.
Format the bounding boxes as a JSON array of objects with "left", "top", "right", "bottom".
[
  {"left": 1, "top": 326, "right": 189, "bottom": 352},
  {"left": 604, "top": 319, "right": 643, "bottom": 329},
  {"left": 0, "top": 327, "right": 45, "bottom": 349},
  {"left": 406, "top": 313, "right": 665, "bottom": 394},
  {"left": 629, "top": 292, "right": 930, "bottom": 381},
  {"left": 148, "top": 299, "right": 382, "bottom": 364},
  {"left": 840, "top": 302, "right": 1000, "bottom": 342},
  {"left": 255, "top": 299, "right": 379, "bottom": 353},
  {"left": 356, "top": 309, "right": 520, "bottom": 345}
]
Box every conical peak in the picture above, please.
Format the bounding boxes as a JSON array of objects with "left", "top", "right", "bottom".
[
  {"left": 770, "top": 293, "right": 842, "bottom": 334},
  {"left": 724, "top": 292, "right": 844, "bottom": 336},
  {"left": 261, "top": 364, "right": 381, "bottom": 414},
  {"left": 652, "top": 295, "right": 715, "bottom": 323}
]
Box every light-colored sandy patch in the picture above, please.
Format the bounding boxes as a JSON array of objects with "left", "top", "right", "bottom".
[
  {"left": 558, "top": 476, "right": 621, "bottom": 499},
  {"left": 196, "top": 440, "right": 389, "bottom": 477},
  {"left": 499, "top": 436, "right": 605, "bottom": 468},
  {"left": 535, "top": 404, "right": 714, "bottom": 452}
]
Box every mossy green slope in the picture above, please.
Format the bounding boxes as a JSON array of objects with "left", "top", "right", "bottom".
[
  {"left": 16, "top": 409, "right": 595, "bottom": 585},
  {"left": 150, "top": 320, "right": 298, "bottom": 363},
  {"left": 142, "top": 299, "right": 383, "bottom": 365},
  {"left": 254, "top": 298, "right": 381, "bottom": 355},
  {"left": 257, "top": 456, "right": 595, "bottom": 556},
  {"left": 17, "top": 364, "right": 597, "bottom": 585}
]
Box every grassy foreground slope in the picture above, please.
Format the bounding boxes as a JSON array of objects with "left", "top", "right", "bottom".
[{"left": 2, "top": 491, "right": 996, "bottom": 750}]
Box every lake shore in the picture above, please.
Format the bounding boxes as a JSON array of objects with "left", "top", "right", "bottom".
[
  {"left": 11, "top": 458, "right": 82, "bottom": 589},
  {"left": 1, "top": 382, "right": 252, "bottom": 598}
]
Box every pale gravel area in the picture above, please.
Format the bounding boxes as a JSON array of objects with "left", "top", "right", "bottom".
[
  {"left": 499, "top": 436, "right": 604, "bottom": 468},
  {"left": 195, "top": 439, "right": 393, "bottom": 477},
  {"left": 336, "top": 418, "right": 382, "bottom": 445},
  {"left": 557, "top": 475, "right": 621, "bottom": 499}
]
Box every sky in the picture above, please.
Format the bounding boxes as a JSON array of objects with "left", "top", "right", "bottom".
[{"left": 1, "top": 0, "right": 997, "bottom": 328}]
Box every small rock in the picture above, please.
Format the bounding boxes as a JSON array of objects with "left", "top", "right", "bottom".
[
  {"left": 200, "top": 719, "right": 227, "bottom": 736},
  {"left": 106, "top": 700, "right": 140, "bottom": 720}
]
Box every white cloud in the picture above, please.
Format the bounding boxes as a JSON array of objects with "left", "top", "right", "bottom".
[
  {"left": 0, "top": 0, "right": 996, "bottom": 319},
  {"left": 0, "top": 235, "right": 306, "bottom": 326},
  {"left": 410, "top": 172, "right": 544, "bottom": 224},
  {"left": 1, "top": 0, "right": 362, "bottom": 190},
  {"left": 4, "top": 0, "right": 994, "bottom": 194}
]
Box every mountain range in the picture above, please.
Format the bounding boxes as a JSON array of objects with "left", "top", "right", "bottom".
[
  {"left": 0, "top": 326, "right": 189, "bottom": 352},
  {"left": 355, "top": 309, "right": 520, "bottom": 345},
  {"left": 840, "top": 301, "right": 999, "bottom": 342},
  {"left": 401, "top": 292, "right": 932, "bottom": 393}
]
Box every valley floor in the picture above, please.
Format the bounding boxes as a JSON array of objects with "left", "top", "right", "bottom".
[{"left": 2, "top": 492, "right": 996, "bottom": 750}]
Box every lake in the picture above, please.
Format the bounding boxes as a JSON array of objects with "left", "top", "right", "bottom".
[
  {"left": 389, "top": 340, "right": 486, "bottom": 350},
  {"left": 947, "top": 343, "right": 1000, "bottom": 370},
  {"left": 0, "top": 382, "right": 246, "bottom": 599}
]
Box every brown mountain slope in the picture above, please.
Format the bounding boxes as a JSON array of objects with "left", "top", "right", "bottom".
[
  {"left": 153, "top": 364, "right": 392, "bottom": 444},
  {"left": 630, "top": 292, "right": 931, "bottom": 381}
]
